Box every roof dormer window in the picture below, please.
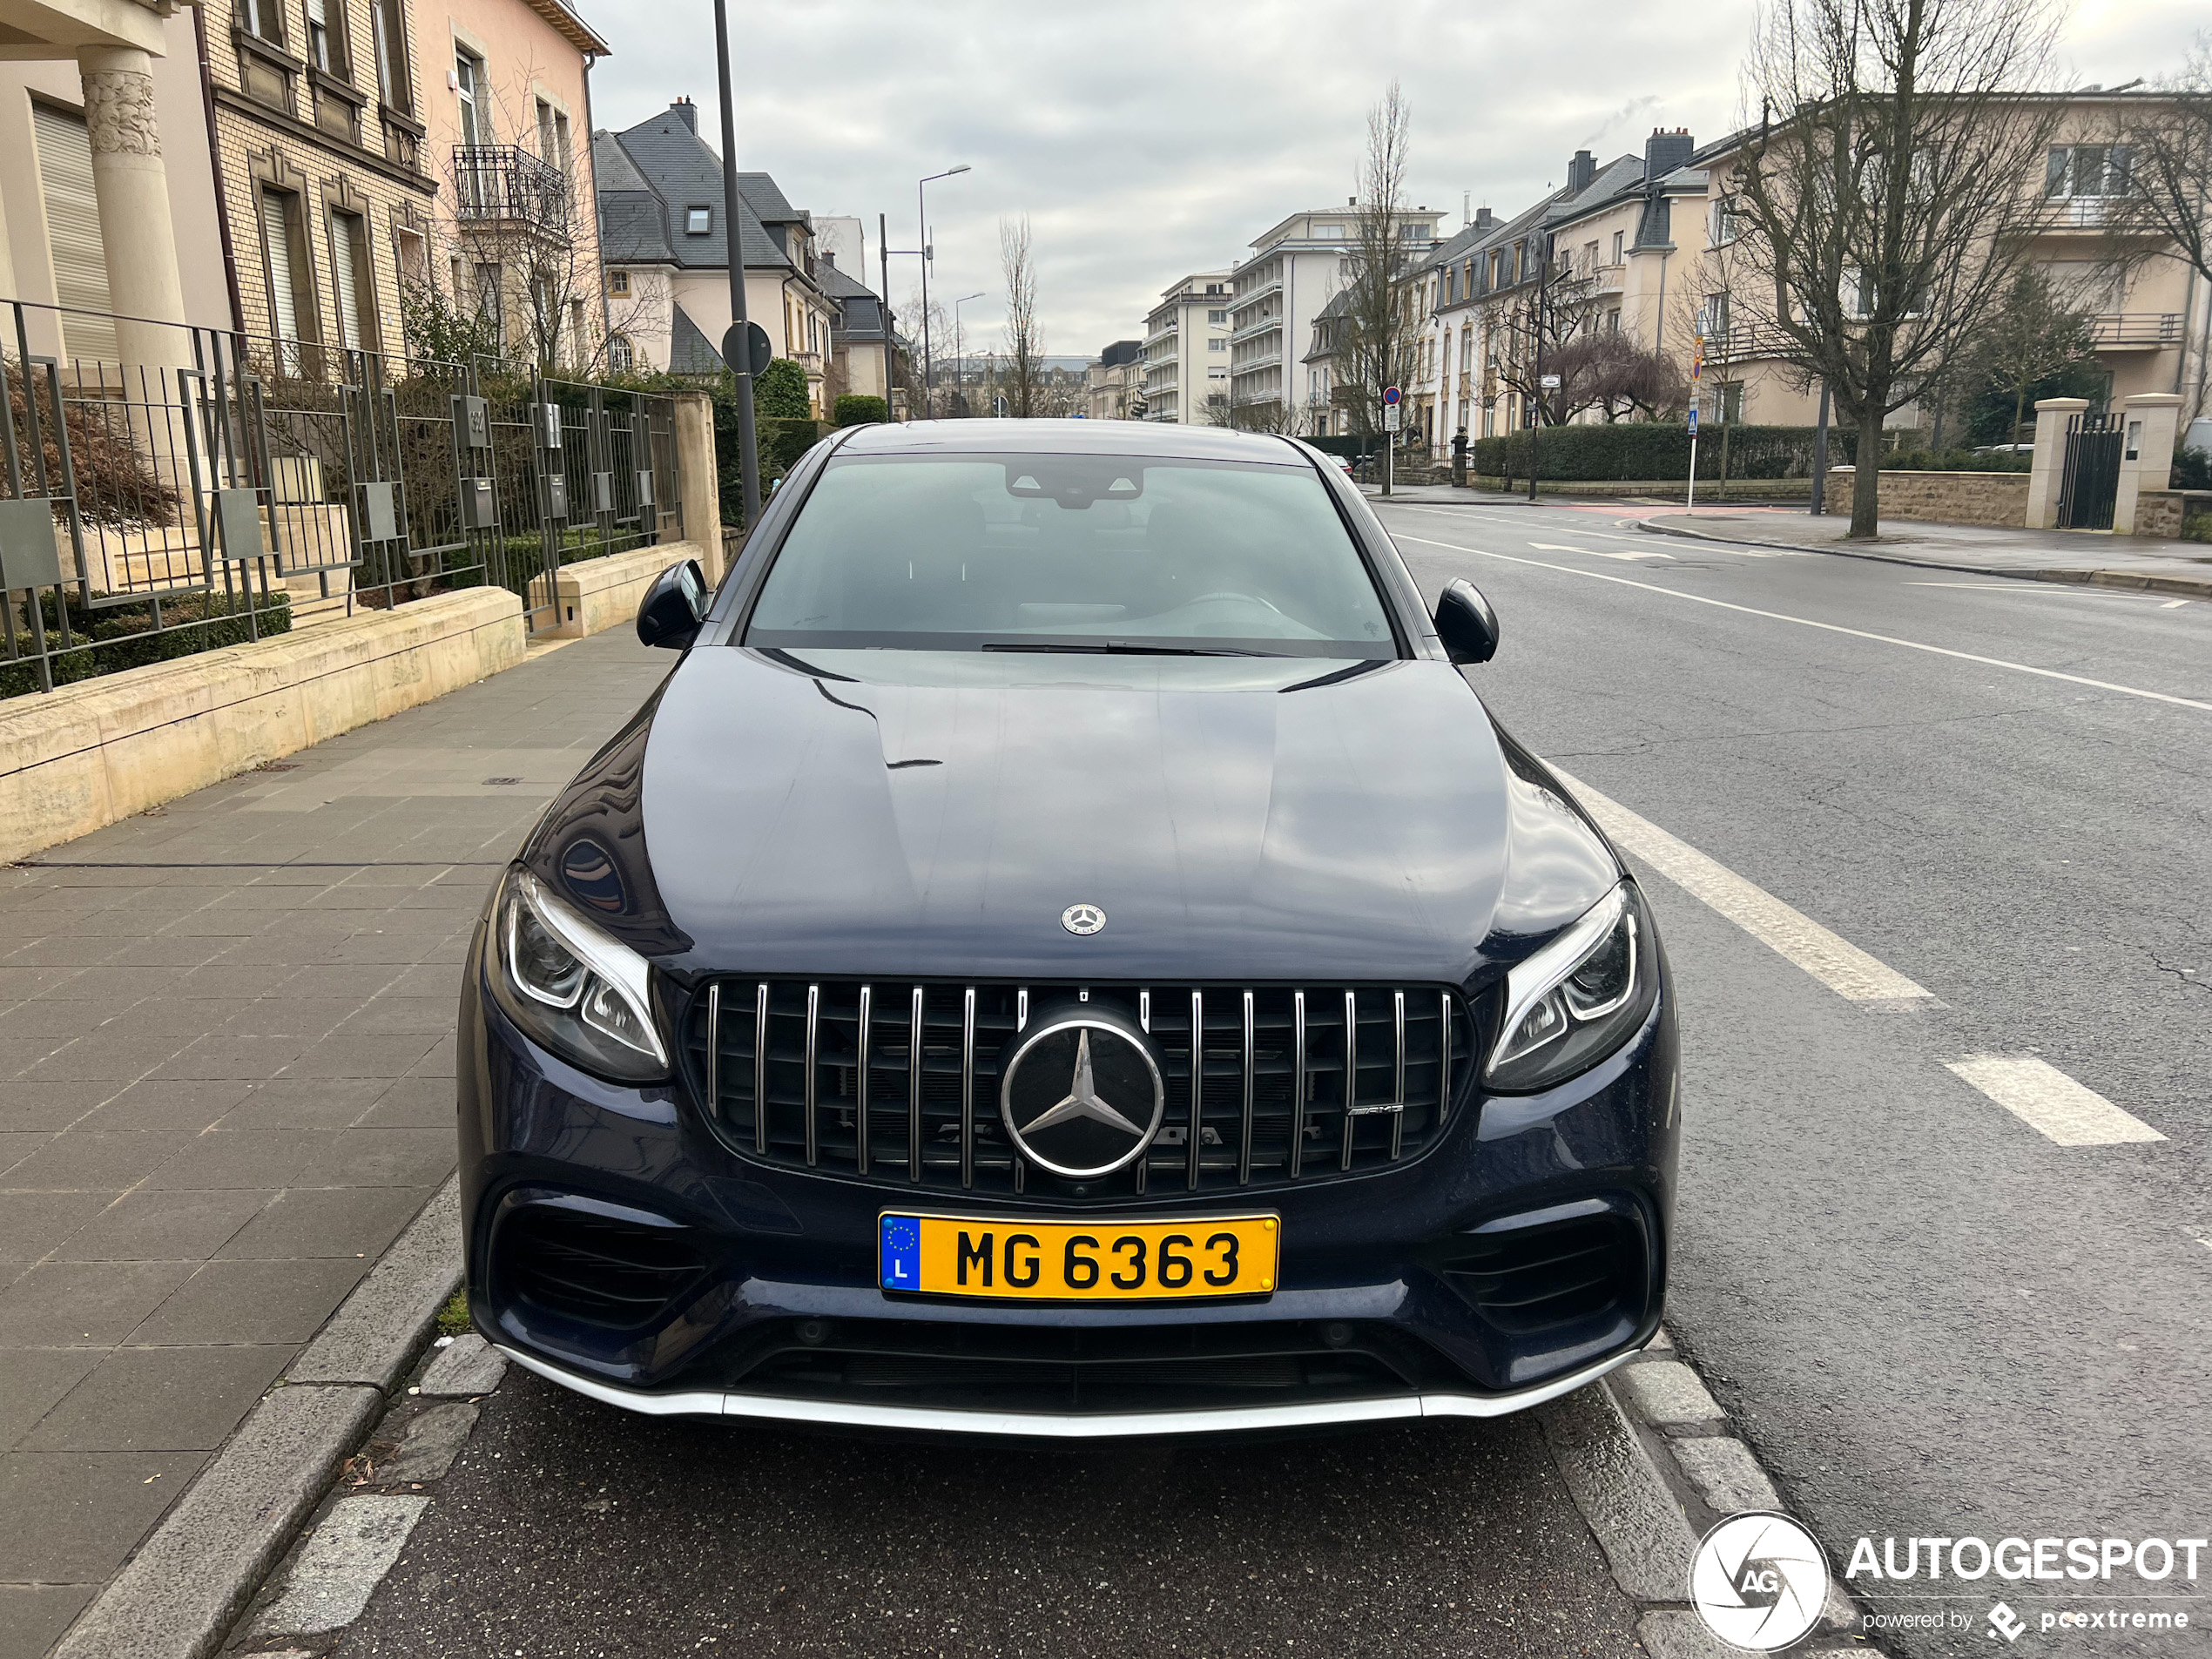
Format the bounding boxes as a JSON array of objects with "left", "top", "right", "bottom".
[{"left": 686, "top": 206, "right": 711, "bottom": 235}]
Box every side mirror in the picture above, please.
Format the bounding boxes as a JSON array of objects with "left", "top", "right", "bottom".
[
  {"left": 636, "top": 559, "right": 708, "bottom": 651},
  {"left": 1434, "top": 578, "right": 1500, "bottom": 665}
]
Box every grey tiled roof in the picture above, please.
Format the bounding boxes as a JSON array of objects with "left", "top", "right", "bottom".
[
  {"left": 604, "top": 111, "right": 789, "bottom": 272},
  {"left": 670, "top": 306, "right": 726, "bottom": 375}
]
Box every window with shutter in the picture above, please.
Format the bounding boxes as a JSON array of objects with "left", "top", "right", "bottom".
[
  {"left": 330, "top": 210, "right": 365, "bottom": 351},
  {"left": 32, "top": 104, "right": 119, "bottom": 365},
  {"left": 261, "top": 190, "right": 306, "bottom": 372}
]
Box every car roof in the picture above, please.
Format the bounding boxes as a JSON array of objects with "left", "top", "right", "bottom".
[{"left": 833, "top": 419, "right": 1313, "bottom": 464}]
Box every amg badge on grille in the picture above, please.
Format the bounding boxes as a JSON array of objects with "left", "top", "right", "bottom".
[{"left": 1061, "top": 903, "right": 1106, "bottom": 935}]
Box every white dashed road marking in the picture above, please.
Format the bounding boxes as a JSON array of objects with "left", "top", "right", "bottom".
[
  {"left": 1546, "top": 767, "right": 1933, "bottom": 1002},
  {"left": 1943, "top": 1055, "right": 2166, "bottom": 1147},
  {"left": 1388, "top": 529, "right": 2212, "bottom": 713}
]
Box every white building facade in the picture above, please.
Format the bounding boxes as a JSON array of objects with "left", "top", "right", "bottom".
[
  {"left": 1141, "top": 271, "right": 1232, "bottom": 421},
  {"left": 1231, "top": 205, "right": 1440, "bottom": 430}
]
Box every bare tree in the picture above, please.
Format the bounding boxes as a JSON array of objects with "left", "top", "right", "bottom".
[
  {"left": 999, "top": 216, "right": 1044, "bottom": 418},
  {"left": 1961, "top": 265, "right": 2100, "bottom": 444},
  {"left": 1544, "top": 332, "right": 1685, "bottom": 422},
  {"left": 1492, "top": 264, "right": 1602, "bottom": 425},
  {"left": 1341, "top": 83, "right": 1425, "bottom": 477},
  {"left": 1730, "top": 0, "right": 2067, "bottom": 536}
]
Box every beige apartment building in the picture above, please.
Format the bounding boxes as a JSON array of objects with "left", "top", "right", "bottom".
[
  {"left": 1487, "top": 100, "right": 2202, "bottom": 443},
  {"left": 1141, "top": 271, "right": 1231, "bottom": 421},
  {"left": 1087, "top": 337, "right": 1142, "bottom": 420}
]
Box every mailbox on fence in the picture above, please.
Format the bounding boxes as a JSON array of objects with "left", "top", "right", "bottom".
[
  {"left": 460, "top": 477, "right": 496, "bottom": 530},
  {"left": 455, "top": 395, "right": 490, "bottom": 453},
  {"left": 635, "top": 470, "right": 654, "bottom": 510},
  {"left": 212, "top": 489, "right": 268, "bottom": 563},
  {"left": 535, "top": 403, "right": 563, "bottom": 449},
  {"left": 545, "top": 475, "right": 568, "bottom": 521},
  {"left": 0, "top": 497, "right": 63, "bottom": 590},
  {"left": 590, "top": 471, "right": 614, "bottom": 515},
  {"left": 357, "top": 482, "right": 400, "bottom": 543}
]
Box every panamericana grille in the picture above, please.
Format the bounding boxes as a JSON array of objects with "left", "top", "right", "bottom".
[{"left": 679, "top": 981, "right": 1474, "bottom": 1199}]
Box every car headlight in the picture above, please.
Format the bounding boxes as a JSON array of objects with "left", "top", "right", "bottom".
[
  {"left": 1484, "top": 882, "right": 1655, "bottom": 1094},
  {"left": 488, "top": 867, "right": 670, "bottom": 1082}
]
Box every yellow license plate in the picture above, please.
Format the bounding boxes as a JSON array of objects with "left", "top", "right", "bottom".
[{"left": 879, "top": 1212, "right": 1279, "bottom": 1302}]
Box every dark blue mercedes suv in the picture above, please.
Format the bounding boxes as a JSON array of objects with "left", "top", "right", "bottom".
[{"left": 459, "top": 420, "right": 1677, "bottom": 1437}]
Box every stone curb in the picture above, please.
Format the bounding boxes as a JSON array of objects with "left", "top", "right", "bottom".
[
  {"left": 51, "top": 1176, "right": 464, "bottom": 1659},
  {"left": 1636, "top": 516, "right": 2212, "bottom": 598},
  {"left": 1537, "top": 1336, "right": 1880, "bottom": 1655},
  {"left": 286, "top": 1177, "right": 464, "bottom": 1391}
]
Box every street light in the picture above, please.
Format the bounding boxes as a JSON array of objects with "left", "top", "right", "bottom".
[
  {"left": 952, "top": 292, "right": 985, "bottom": 415},
  {"left": 917, "top": 165, "right": 971, "bottom": 414}
]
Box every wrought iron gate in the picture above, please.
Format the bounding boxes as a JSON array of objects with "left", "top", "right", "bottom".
[{"left": 2056, "top": 411, "right": 2122, "bottom": 531}]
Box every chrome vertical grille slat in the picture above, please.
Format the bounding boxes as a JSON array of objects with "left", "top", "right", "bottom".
[
  {"left": 683, "top": 978, "right": 1475, "bottom": 1201},
  {"left": 960, "top": 987, "right": 977, "bottom": 1190},
  {"left": 1391, "top": 989, "right": 1406, "bottom": 1160},
  {"left": 854, "top": 984, "right": 872, "bottom": 1177},
  {"left": 803, "top": 984, "right": 820, "bottom": 1167},
  {"left": 1238, "top": 990, "right": 1256, "bottom": 1184}
]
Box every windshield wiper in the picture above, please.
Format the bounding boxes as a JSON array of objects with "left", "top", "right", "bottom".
[{"left": 978, "top": 641, "right": 1284, "bottom": 658}]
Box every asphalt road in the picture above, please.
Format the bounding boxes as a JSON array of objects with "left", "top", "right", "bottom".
[
  {"left": 255, "top": 502, "right": 2209, "bottom": 1659},
  {"left": 1380, "top": 499, "right": 2212, "bottom": 1656}
]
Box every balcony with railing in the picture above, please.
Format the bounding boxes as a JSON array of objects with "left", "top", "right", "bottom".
[
  {"left": 2086, "top": 313, "right": 2182, "bottom": 350},
  {"left": 453, "top": 146, "right": 570, "bottom": 234}
]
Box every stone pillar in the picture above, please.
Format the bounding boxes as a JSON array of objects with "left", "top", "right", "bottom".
[
  {"left": 2113, "top": 393, "right": 2184, "bottom": 536},
  {"left": 76, "top": 46, "right": 190, "bottom": 370},
  {"left": 2023, "top": 397, "right": 2088, "bottom": 530},
  {"left": 671, "top": 389, "right": 725, "bottom": 580}
]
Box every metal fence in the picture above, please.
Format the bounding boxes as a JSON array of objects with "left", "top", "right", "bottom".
[{"left": 1, "top": 299, "right": 681, "bottom": 698}]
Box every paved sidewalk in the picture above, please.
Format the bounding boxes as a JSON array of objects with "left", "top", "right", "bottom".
[
  {"left": 1640, "top": 508, "right": 2212, "bottom": 597},
  {"left": 0, "top": 627, "right": 668, "bottom": 1659}
]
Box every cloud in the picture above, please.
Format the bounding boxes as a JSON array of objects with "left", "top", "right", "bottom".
[{"left": 578, "top": 0, "right": 2206, "bottom": 355}]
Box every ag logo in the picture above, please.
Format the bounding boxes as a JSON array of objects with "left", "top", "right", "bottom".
[{"left": 1689, "top": 1513, "right": 1830, "bottom": 1651}]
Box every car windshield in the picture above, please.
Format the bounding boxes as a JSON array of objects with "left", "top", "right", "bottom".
[{"left": 744, "top": 452, "right": 1398, "bottom": 658}]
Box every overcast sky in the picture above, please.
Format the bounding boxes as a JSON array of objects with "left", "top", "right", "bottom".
[{"left": 585, "top": 0, "right": 2202, "bottom": 357}]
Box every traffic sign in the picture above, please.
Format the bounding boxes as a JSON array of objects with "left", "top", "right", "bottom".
[
  {"left": 1540, "top": 374, "right": 1561, "bottom": 390},
  {"left": 1382, "top": 386, "right": 1402, "bottom": 406},
  {"left": 1687, "top": 407, "right": 1699, "bottom": 436},
  {"left": 1383, "top": 406, "right": 1402, "bottom": 433},
  {"left": 721, "top": 320, "right": 772, "bottom": 379}
]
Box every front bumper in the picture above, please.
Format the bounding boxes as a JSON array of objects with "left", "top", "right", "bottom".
[
  {"left": 460, "top": 939, "right": 1679, "bottom": 1437},
  {"left": 497, "top": 1339, "right": 1639, "bottom": 1438}
]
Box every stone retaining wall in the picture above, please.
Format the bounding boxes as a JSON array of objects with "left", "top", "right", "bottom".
[
  {"left": 528, "top": 540, "right": 707, "bottom": 641},
  {"left": 1821, "top": 468, "right": 2028, "bottom": 529},
  {"left": 0, "top": 587, "right": 524, "bottom": 864}
]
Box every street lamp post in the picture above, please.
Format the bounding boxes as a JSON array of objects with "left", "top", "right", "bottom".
[
  {"left": 916, "top": 165, "right": 970, "bottom": 416},
  {"left": 952, "top": 292, "right": 985, "bottom": 415},
  {"left": 710, "top": 0, "right": 759, "bottom": 528}
]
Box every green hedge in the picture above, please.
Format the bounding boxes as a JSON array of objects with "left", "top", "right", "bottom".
[
  {"left": 1885, "top": 448, "right": 2033, "bottom": 474},
  {"left": 3, "top": 588, "right": 291, "bottom": 698},
  {"left": 833, "top": 394, "right": 888, "bottom": 427},
  {"left": 1470, "top": 423, "right": 1873, "bottom": 482}
]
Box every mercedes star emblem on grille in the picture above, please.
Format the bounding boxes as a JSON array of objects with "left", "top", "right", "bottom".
[
  {"left": 1061, "top": 903, "right": 1106, "bottom": 935},
  {"left": 999, "top": 1010, "right": 1164, "bottom": 1179}
]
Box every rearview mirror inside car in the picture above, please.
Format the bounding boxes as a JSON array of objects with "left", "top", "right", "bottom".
[
  {"left": 1433, "top": 578, "right": 1501, "bottom": 665},
  {"left": 636, "top": 559, "right": 708, "bottom": 651}
]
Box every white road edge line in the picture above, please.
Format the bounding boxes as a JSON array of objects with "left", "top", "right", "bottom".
[
  {"left": 1546, "top": 766, "right": 1933, "bottom": 1002},
  {"left": 1388, "top": 530, "right": 2212, "bottom": 713},
  {"left": 1943, "top": 1055, "right": 2166, "bottom": 1147}
]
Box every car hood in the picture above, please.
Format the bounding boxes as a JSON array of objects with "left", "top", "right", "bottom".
[{"left": 526, "top": 646, "right": 1619, "bottom": 988}]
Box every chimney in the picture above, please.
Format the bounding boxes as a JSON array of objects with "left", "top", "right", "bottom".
[
  {"left": 1567, "top": 149, "right": 1596, "bottom": 193},
  {"left": 1348, "top": 195, "right": 1357, "bottom": 207},
  {"left": 669, "top": 96, "right": 697, "bottom": 133},
  {"left": 1644, "top": 126, "right": 1695, "bottom": 182}
]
